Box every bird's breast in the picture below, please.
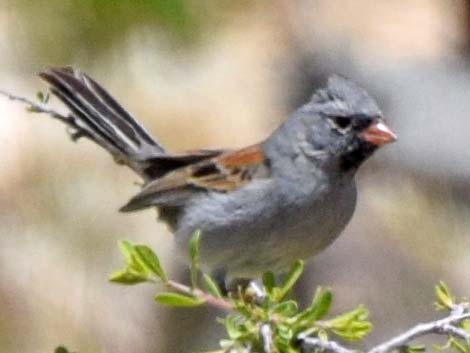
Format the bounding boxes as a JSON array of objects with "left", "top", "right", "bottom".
[{"left": 175, "top": 177, "right": 357, "bottom": 279}]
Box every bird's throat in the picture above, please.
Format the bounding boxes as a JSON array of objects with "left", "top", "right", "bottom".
[{"left": 339, "top": 143, "right": 377, "bottom": 172}]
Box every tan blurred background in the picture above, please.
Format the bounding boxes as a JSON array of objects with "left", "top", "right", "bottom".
[{"left": 1, "top": 1, "right": 470, "bottom": 352}]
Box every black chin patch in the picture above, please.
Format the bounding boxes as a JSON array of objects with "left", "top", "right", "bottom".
[{"left": 340, "top": 142, "right": 377, "bottom": 172}]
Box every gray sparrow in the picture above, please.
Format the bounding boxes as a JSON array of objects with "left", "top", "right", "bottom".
[{"left": 39, "top": 67, "right": 396, "bottom": 281}]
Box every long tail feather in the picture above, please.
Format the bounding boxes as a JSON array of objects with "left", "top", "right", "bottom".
[{"left": 39, "top": 67, "right": 165, "bottom": 178}]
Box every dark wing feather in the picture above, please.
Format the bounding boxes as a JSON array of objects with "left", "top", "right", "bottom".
[{"left": 120, "top": 145, "right": 268, "bottom": 212}]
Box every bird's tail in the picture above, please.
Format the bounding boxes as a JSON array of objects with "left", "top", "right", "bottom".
[{"left": 39, "top": 67, "right": 165, "bottom": 179}]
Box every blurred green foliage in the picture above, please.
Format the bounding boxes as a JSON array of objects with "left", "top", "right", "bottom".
[{"left": 6, "top": 0, "right": 252, "bottom": 65}]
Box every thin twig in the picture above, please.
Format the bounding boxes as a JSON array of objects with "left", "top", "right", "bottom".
[
  {"left": 166, "top": 280, "right": 233, "bottom": 311},
  {"left": 441, "top": 324, "right": 470, "bottom": 341},
  {"left": 299, "top": 336, "right": 353, "bottom": 353},
  {"left": 0, "top": 89, "right": 91, "bottom": 140},
  {"left": 260, "top": 324, "right": 273, "bottom": 353},
  {"left": 367, "top": 311, "right": 470, "bottom": 353},
  {"left": 299, "top": 308, "right": 470, "bottom": 353},
  {"left": 1, "top": 89, "right": 66, "bottom": 120}
]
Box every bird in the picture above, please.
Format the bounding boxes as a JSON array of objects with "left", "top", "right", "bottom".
[{"left": 38, "top": 67, "right": 396, "bottom": 283}]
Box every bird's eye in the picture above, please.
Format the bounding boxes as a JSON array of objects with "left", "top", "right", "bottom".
[{"left": 332, "top": 117, "right": 351, "bottom": 129}]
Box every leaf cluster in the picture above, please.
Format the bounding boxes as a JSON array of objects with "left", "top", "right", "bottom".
[
  {"left": 218, "top": 269, "right": 371, "bottom": 353},
  {"left": 110, "top": 232, "right": 373, "bottom": 353},
  {"left": 53, "top": 235, "right": 469, "bottom": 353},
  {"left": 432, "top": 282, "right": 470, "bottom": 353}
]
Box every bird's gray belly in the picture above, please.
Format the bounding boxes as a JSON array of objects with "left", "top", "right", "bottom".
[{"left": 175, "top": 179, "right": 357, "bottom": 279}]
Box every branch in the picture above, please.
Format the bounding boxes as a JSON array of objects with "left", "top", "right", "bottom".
[
  {"left": 299, "top": 336, "right": 353, "bottom": 353},
  {"left": 260, "top": 324, "right": 274, "bottom": 353},
  {"left": 368, "top": 311, "right": 470, "bottom": 353},
  {"left": 166, "top": 280, "right": 233, "bottom": 311},
  {"left": 299, "top": 306, "right": 470, "bottom": 353},
  {"left": 0, "top": 89, "right": 91, "bottom": 141},
  {"left": 440, "top": 324, "right": 470, "bottom": 341}
]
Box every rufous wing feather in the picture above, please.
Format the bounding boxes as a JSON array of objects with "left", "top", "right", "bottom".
[{"left": 120, "top": 145, "right": 268, "bottom": 212}]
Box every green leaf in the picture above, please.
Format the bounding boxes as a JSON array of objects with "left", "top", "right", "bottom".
[
  {"left": 36, "top": 90, "right": 50, "bottom": 104},
  {"left": 435, "top": 281, "right": 454, "bottom": 311},
  {"left": 219, "top": 339, "right": 235, "bottom": 349},
  {"left": 325, "top": 305, "right": 372, "bottom": 341},
  {"left": 461, "top": 319, "right": 470, "bottom": 331},
  {"left": 189, "top": 229, "right": 201, "bottom": 263},
  {"left": 27, "top": 106, "right": 42, "bottom": 113},
  {"left": 54, "top": 347, "right": 72, "bottom": 353},
  {"left": 115, "top": 241, "right": 167, "bottom": 282},
  {"left": 224, "top": 315, "right": 243, "bottom": 340},
  {"left": 276, "top": 260, "right": 304, "bottom": 301},
  {"left": 311, "top": 287, "right": 332, "bottom": 319},
  {"left": 189, "top": 230, "right": 201, "bottom": 288},
  {"left": 36, "top": 91, "right": 44, "bottom": 102},
  {"left": 276, "top": 323, "right": 294, "bottom": 341},
  {"left": 262, "top": 271, "right": 276, "bottom": 295},
  {"left": 298, "top": 287, "right": 332, "bottom": 324},
  {"left": 155, "top": 292, "right": 204, "bottom": 307},
  {"left": 449, "top": 337, "right": 468, "bottom": 353},
  {"left": 134, "top": 245, "right": 167, "bottom": 282},
  {"left": 118, "top": 240, "right": 135, "bottom": 265},
  {"left": 273, "top": 300, "right": 298, "bottom": 317},
  {"left": 109, "top": 269, "right": 148, "bottom": 284},
  {"left": 331, "top": 320, "right": 372, "bottom": 341},
  {"left": 318, "top": 329, "right": 329, "bottom": 341},
  {"left": 202, "top": 273, "right": 222, "bottom": 298},
  {"left": 327, "top": 305, "right": 369, "bottom": 327},
  {"left": 404, "top": 345, "right": 427, "bottom": 353}
]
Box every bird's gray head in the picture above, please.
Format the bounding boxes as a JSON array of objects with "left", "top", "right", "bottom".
[{"left": 296, "top": 75, "right": 396, "bottom": 172}]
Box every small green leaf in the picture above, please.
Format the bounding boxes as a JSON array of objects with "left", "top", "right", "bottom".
[
  {"left": 189, "top": 229, "right": 201, "bottom": 263},
  {"left": 202, "top": 273, "right": 222, "bottom": 298},
  {"left": 36, "top": 91, "right": 49, "bottom": 103},
  {"left": 461, "top": 319, "right": 470, "bottom": 331},
  {"left": 109, "top": 269, "right": 148, "bottom": 284},
  {"left": 449, "top": 337, "right": 468, "bottom": 353},
  {"left": 311, "top": 287, "right": 332, "bottom": 319},
  {"left": 318, "top": 329, "right": 329, "bottom": 341},
  {"left": 262, "top": 271, "right": 276, "bottom": 294},
  {"left": 155, "top": 292, "right": 204, "bottom": 307},
  {"left": 276, "top": 260, "right": 304, "bottom": 301},
  {"left": 404, "top": 345, "right": 427, "bottom": 353},
  {"left": 295, "top": 287, "right": 332, "bottom": 327},
  {"left": 273, "top": 300, "right": 298, "bottom": 317},
  {"left": 27, "top": 106, "right": 42, "bottom": 113},
  {"left": 219, "top": 339, "right": 235, "bottom": 349},
  {"left": 134, "top": 245, "right": 167, "bottom": 282},
  {"left": 332, "top": 322, "right": 372, "bottom": 341},
  {"left": 325, "top": 305, "right": 372, "bottom": 341},
  {"left": 54, "top": 347, "right": 72, "bottom": 353},
  {"left": 224, "top": 315, "right": 243, "bottom": 340},
  {"left": 326, "top": 305, "right": 368, "bottom": 328},
  {"left": 276, "top": 323, "right": 294, "bottom": 341},
  {"left": 435, "top": 281, "right": 454, "bottom": 311},
  {"left": 118, "top": 240, "right": 135, "bottom": 265},
  {"left": 189, "top": 230, "right": 201, "bottom": 288}
]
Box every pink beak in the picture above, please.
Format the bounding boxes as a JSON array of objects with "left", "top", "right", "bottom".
[{"left": 359, "top": 121, "right": 397, "bottom": 146}]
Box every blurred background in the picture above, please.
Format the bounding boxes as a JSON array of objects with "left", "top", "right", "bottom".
[{"left": 1, "top": 1, "right": 469, "bottom": 352}]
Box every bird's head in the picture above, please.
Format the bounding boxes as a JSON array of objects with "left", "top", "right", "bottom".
[{"left": 297, "top": 75, "right": 397, "bottom": 172}]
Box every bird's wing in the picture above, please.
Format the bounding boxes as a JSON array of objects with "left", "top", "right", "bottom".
[{"left": 120, "top": 144, "right": 269, "bottom": 211}]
